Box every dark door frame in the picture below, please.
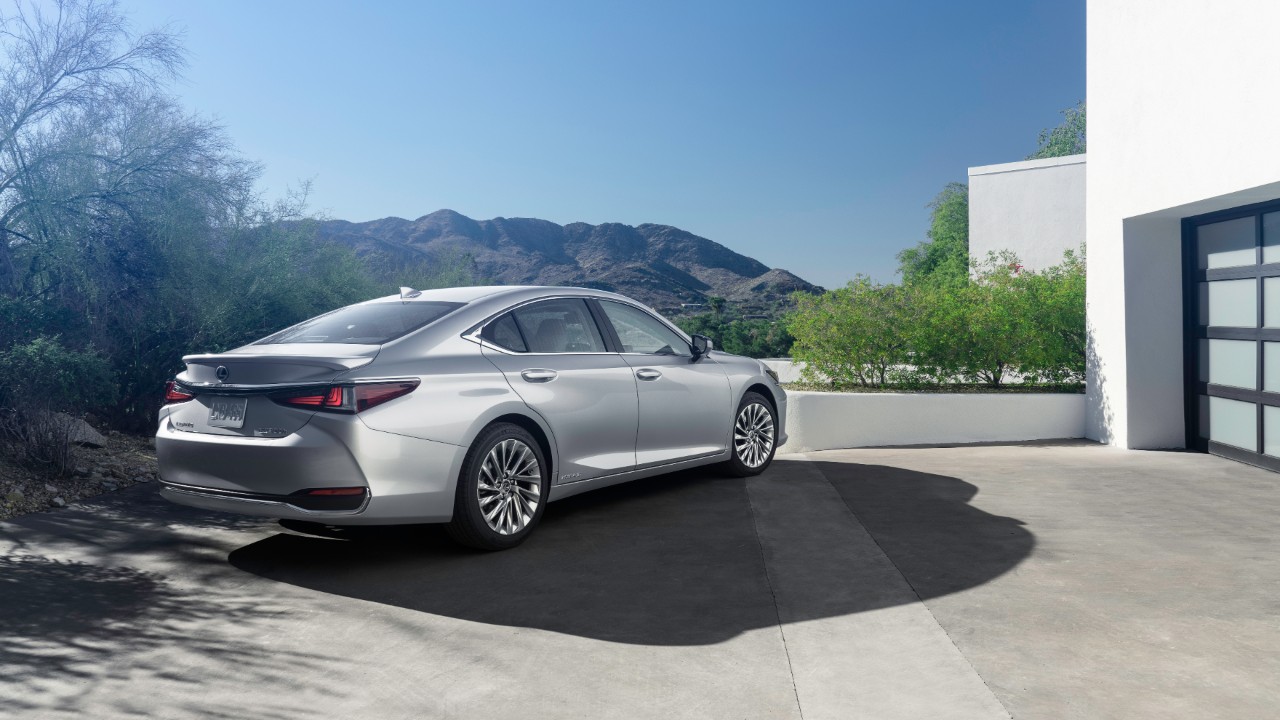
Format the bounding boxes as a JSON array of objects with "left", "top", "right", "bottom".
[{"left": 1182, "top": 197, "right": 1280, "bottom": 472}]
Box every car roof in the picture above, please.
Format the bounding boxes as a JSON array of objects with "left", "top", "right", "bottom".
[{"left": 362, "top": 285, "right": 635, "bottom": 305}]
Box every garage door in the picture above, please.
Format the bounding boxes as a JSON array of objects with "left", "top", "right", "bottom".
[{"left": 1185, "top": 202, "right": 1280, "bottom": 471}]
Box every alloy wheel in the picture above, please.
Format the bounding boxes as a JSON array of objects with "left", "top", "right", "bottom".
[
  {"left": 734, "top": 402, "right": 775, "bottom": 469},
  {"left": 476, "top": 438, "right": 542, "bottom": 535}
]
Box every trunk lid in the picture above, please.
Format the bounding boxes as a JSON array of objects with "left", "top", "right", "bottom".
[{"left": 178, "top": 343, "right": 378, "bottom": 386}]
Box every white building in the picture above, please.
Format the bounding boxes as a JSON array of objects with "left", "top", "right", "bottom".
[
  {"left": 973, "top": 0, "right": 1280, "bottom": 472},
  {"left": 968, "top": 154, "right": 1085, "bottom": 272}
]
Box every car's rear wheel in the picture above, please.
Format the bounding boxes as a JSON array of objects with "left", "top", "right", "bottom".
[
  {"left": 446, "top": 423, "right": 549, "bottom": 550},
  {"left": 722, "top": 391, "right": 777, "bottom": 477}
]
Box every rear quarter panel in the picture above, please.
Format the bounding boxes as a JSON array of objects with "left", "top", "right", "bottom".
[{"left": 344, "top": 335, "right": 557, "bottom": 460}]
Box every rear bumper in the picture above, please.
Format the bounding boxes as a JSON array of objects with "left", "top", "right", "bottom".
[
  {"left": 160, "top": 480, "right": 370, "bottom": 513},
  {"left": 156, "top": 413, "right": 468, "bottom": 524}
]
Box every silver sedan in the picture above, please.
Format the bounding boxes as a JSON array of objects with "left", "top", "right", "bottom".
[{"left": 156, "top": 286, "right": 786, "bottom": 549}]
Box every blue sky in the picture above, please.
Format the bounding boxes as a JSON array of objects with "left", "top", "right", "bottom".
[{"left": 124, "top": 0, "right": 1083, "bottom": 289}]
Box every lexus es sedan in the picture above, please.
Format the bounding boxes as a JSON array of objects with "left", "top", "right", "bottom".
[{"left": 156, "top": 286, "right": 786, "bottom": 550}]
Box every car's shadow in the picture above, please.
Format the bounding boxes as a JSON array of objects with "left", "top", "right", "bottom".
[{"left": 228, "top": 458, "right": 1033, "bottom": 646}]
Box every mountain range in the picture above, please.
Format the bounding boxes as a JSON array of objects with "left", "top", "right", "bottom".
[{"left": 314, "top": 210, "right": 821, "bottom": 312}]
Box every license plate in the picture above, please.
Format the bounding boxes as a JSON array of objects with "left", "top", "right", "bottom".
[{"left": 208, "top": 397, "right": 248, "bottom": 429}]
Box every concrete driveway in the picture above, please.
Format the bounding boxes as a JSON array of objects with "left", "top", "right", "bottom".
[{"left": 1, "top": 442, "right": 1276, "bottom": 719}]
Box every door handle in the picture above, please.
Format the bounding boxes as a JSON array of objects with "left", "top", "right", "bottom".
[
  {"left": 635, "top": 368, "right": 662, "bottom": 381},
  {"left": 520, "top": 368, "right": 558, "bottom": 383}
]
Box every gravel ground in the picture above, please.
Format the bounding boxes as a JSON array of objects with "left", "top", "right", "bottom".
[{"left": 0, "top": 429, "right": 158, "bottom": 521}]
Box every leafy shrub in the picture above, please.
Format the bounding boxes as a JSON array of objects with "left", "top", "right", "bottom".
[
  {"left": 911, "top": 252, "right": 1038, "bottom": 385},
  {"left": 675, "top": 314, "right": 794, "bottom": 359},
  {"left": 0, "top": 336, "right": 116, "bottom": 412},
  {"left": 788, "top": 277, "right": 917, "bottom": 386},
  {"left": 787, "top": 249, "right": 1085, "bottom": 388},
  {"left": 1017, "top": 249, "right": 1086, "bottom": 382},
  {"left": 0, "top": 336, "right": 116, "bottom": 474}
]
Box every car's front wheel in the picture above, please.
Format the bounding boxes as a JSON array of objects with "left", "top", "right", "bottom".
[
  {"left": 446, "top": 423, "right": 549, "bottom": 550},
  {"left": 723, "top": 391, "right": 778, "bottom": 477}
]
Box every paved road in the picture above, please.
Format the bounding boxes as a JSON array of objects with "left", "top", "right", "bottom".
[{"left": 1, "top": 443, "right": 1276, "bottom": 719}]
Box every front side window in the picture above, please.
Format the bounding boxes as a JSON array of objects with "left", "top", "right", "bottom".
[
  {"left": 599, "top": 301, "right": 690, "bottom": 356},
  {"left": 481, "top": 313, "right": 528, "bottom": 352},
  {"left": 511, "top": 299, "right": 607, "bottom": 353},
  {"left": 257, "top": 301, "right": 463, "bottom": 345}
]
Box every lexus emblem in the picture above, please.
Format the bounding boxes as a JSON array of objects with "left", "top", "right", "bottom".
[{"left": 215, "top": 366, "right": 229, "bottom": 382}]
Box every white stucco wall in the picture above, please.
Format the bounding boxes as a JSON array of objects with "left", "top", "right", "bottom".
[
  {"left": 1087, "top": 0, "right": 1280, "bottom": 448},
  {"left": 760, "top": 358, "right": 806, "bottom": 383},
  {"left": 969, "top": 155, "right": 1086, "bottom": 272},
  {"left": 778, "top": 392, "right": 1085, "bottom": 453}
]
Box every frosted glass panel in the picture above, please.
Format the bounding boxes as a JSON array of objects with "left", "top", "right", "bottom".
[
  {"left": 1266, "top": 406, "right": 1280, "bottom": 456},
  {"left": 1207, "top": 339, "right": 1256, "bottom": 389},
  {"left": 1268, "top": 343, "right": 1280, "bottom": 393},
  {"left": 1209, "top": 396, "right": 1257, "bottom": 451},
  {"left": 1266, "top": 278, "right": 1280, "bottom": 328},
  {"left": 1207, "top": 279, "right": 1257, "bottom": 327},
  {"left": 1264, "top": 212, "right": 1280, "bottom": 264},
  {"left": 1198, "top": 217, "right": 1256, "bottom": 269}
]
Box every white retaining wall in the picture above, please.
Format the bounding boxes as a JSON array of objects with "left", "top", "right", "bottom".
[
  {"left": 779, "top": 391, "right": 1086, "bottom": 453},
  {"left": 760, "top": 358, "right": 806, "bottom": 383}
]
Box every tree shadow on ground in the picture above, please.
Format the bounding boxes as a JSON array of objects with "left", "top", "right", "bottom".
[
  {"left": 0, "top": 487, "right": 347, "bottom": 719},
  {"left": 230, "top": 458, "right": 1033, "bottom": 646}
]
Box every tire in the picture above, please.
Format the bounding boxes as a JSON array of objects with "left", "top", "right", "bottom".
[
  {"left": 721, "top": 391, "right": 778, "bottom": 477},
  {"left": 446, "top": 423, "right": 550, "bottom": 551}
]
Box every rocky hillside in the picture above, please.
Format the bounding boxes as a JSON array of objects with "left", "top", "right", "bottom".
[{"left": 314, "top": 210, "right": 820, "bottom": 313}]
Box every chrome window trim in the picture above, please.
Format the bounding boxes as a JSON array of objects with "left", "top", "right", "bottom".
[{"left": 462, "top": 294, "right": 625, "bottom": 356}]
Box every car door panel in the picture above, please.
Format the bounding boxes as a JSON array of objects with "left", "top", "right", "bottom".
[
  {"left": 480, "top": 299, "right": 639, "bottom": 483},
  {"left": 484, "top": 349, "right": 639, "bottom": 479},
  {"left": 594, "top": 300, "right": 732, "bottom": 467},
  {"left": 624, "top": 354, "right": 731, "bottom": 466}
]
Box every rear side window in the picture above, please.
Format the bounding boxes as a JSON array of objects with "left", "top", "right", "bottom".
[
  {"left": 256, "top": 301, "right": 463, "bottom": 345},
  {"left": 481, "top": 313, "right": 528, "bottom": 352},
  {"left": 511, "top": 299, "right": 606, "bottom": 353}
]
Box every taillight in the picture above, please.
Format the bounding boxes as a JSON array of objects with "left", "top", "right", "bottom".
[
  {"left": 273, "top": 386, "right": 349, "bottom": 411},
  {"left": 275, "top": 386, "right": 346, "bottom": 409},
  {"left": 271, "top": 380, "right": 419, "bottom": 414},
  {"left": 164, "top": 381, "right": 195, "bottom": 404},
  {"left": 355, "top": 381, "right": 419, "bottom": 412}
]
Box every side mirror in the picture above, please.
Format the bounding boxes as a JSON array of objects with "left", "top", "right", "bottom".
[{"left": 691, "top": 334, "right": 713, "bottom": 358}]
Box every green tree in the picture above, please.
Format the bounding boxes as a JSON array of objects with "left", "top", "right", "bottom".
[
  {"left": 675, "top": 314, "right": 793, "bottom": 359},
  {"left": 1016, "top": 248, "right": 1086, "bottom": 382},
  {"left": 787, "top": 278, "right": 917, "bottom": 387},
  {"left": 0, "top": 0, "right": 184, "bottom": 293},
  {"left": 0, "top": 1, "right": 397, "bottom": 431},
  {"left": 911, "top": 250, "right": 1085, "bottom": 387},
  {"left": 896, "top": 182, "right": 969, "bottom": 286},
  {"left": 1027, "top": 101, "right": 1086, "bottom": 159},
  {"left": 911, "top": 253, "right": 1032, "bottom": 386}
]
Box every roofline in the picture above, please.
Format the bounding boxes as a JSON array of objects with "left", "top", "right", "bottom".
[
  {"left": 968, "top": 153, "right": 1086, "bottom": 177},
  {"left": 363, "top": 285, "right": 642, "bottom": 305}
]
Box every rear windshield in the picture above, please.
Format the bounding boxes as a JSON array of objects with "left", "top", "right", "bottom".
[{"left": 255, "top": 301, "right": 464, "bottom": 345}]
